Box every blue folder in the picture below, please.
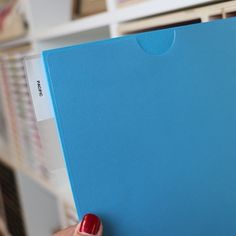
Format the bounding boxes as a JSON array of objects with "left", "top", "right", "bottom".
[{"left": 42, "top": 18, "right": 236, "bottom": 236}]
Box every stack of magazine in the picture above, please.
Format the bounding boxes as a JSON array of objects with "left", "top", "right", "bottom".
[{"left": 0, "top": 54, "right": 50, "bottom": 180}]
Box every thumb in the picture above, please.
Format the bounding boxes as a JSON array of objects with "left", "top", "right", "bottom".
[{"left": 74, "top": 214, "right": 102, "bottom": 236}]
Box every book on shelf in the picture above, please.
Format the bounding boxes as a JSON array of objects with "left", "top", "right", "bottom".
[
  {"left": 72, "top": 0, "right": 107, "bottom": 18},
  {"left": 0, "top": 0, "right": 28, "bottom": 43},
  {"left": 0, "top": 53, "right": 50, "bottom": 180}
]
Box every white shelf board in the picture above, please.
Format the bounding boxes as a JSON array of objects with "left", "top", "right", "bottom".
[
  {"left": 115, "top": 0, "right": 217, "bottom": 22},
  {"left": 0, "top": 0, "right": 220, "bottom": 45},
  {"left": 35, "top": 12, "right": 111, "bottom": 41},
  {"left": 0, "top": 35, "right": 32, "bottom": 50},
  {"left": 34, "top": 0, "right": 216, "bottom": 41}
]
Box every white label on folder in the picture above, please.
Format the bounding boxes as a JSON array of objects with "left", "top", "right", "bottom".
[{"left": 24, "top": 56, "right": 54, "bottom": 121}]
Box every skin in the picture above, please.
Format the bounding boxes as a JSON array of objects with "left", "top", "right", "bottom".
[{"left": 54, "top": 222, "right": 103, "bottom": 236}]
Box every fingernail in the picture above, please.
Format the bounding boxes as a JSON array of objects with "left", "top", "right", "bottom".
[{"left": 79, "top": 213, "right": 101, "bottom": 235}]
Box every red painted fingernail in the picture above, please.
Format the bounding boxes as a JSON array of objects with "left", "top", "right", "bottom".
[{"left": 79, "top": 213, "right": 101, "bottom": 235}]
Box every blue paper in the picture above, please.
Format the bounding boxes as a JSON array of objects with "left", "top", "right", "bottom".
[{"left": 42, "top": 18, "right": 236, "bottom": 236}]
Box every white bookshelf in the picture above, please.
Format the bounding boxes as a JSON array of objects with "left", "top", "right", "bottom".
[
  {"left": 32, "top": 0, "right": 216, "bottom": 41},
  {"left": 0, "top": 0, "right": 218, "bottom": 52}
]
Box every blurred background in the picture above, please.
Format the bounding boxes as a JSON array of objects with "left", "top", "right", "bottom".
[{"left": 0, "top": 0, "right": 235, "bottom": 235}]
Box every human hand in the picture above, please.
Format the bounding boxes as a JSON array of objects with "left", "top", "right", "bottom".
[{"left": 54, "top": 213, "right": 102, "bottom": 236}]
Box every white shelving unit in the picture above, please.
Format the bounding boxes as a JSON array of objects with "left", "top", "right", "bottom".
[
  {"left": 34, "top": 0, "right": 215, "bottom": 40},
  {"left": 0, "top": 0, "right": 217, "bottom": 52}
]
